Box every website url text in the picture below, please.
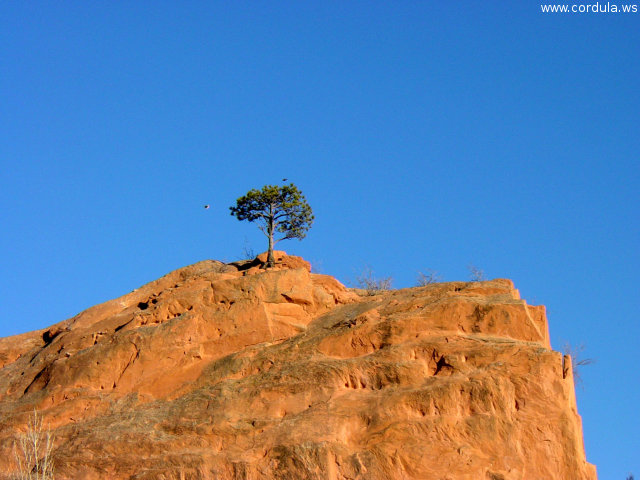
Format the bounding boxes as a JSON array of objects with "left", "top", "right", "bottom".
[{"left": 541, "top": 2, "right": 638, "bottom": 12}]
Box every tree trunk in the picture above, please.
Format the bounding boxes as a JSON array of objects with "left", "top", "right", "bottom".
[
  {"left": 266, "top": 206, "right": 275, "bottom": 268},
  {"left": 266, "top": 232, "right": 275, "bottom": 267}
]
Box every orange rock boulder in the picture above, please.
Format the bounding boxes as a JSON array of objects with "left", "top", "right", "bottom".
[{"left": 0, "top": 254, "right": 596, "bottom": 479}]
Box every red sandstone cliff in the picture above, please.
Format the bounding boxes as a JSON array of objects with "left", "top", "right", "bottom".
[{"left": 0, "top": 252, "right": 597, "bottom": 479}]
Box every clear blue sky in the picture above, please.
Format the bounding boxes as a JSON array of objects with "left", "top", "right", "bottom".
[{"left": 1, "top": 2, "right": 638, "bottom": 478}]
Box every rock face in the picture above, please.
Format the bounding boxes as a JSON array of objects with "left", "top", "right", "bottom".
[{"left": 0, "top": 252, "right": 597, "bottom": 479}]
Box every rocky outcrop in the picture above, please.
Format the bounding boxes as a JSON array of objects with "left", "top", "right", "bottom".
[{"left": 0, "top": 252, "right": 597, "bottom": 479}]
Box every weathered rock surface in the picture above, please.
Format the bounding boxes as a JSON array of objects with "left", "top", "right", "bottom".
[{"left": 0, "top": 252, "right": 597, "bottom": 479}]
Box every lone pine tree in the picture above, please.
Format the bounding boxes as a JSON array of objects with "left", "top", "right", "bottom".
[{"left": 230, "top": 184, "right": 314, "bottom": 268}]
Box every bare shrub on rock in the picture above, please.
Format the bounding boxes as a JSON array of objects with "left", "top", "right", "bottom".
[
  {"left": 354, "top": 266, "right": 393, "bottom": 295},
  {"left": 563, "top": 342, "right": 595, "bottom": 388},
  {"left": 11, "top": 410, "right": 54, "bottom": 480},
  {"left": 416, "top": 269, "right": 441, "bottom": 286},
  {"left": 467, "top": 264, "right": 486, "bottom": 281}
]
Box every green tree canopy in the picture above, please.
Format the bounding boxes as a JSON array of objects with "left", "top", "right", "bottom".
[{"left": 229, "top": 184, "right": 314, "bottom": 267}]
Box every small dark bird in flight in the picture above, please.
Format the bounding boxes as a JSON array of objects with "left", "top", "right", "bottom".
[
  {"left": 282, "top": 178, "right": 288, "bottom": 182},
  {"left": 204, "top": 205, "right": 210, "bottom": 209}
]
